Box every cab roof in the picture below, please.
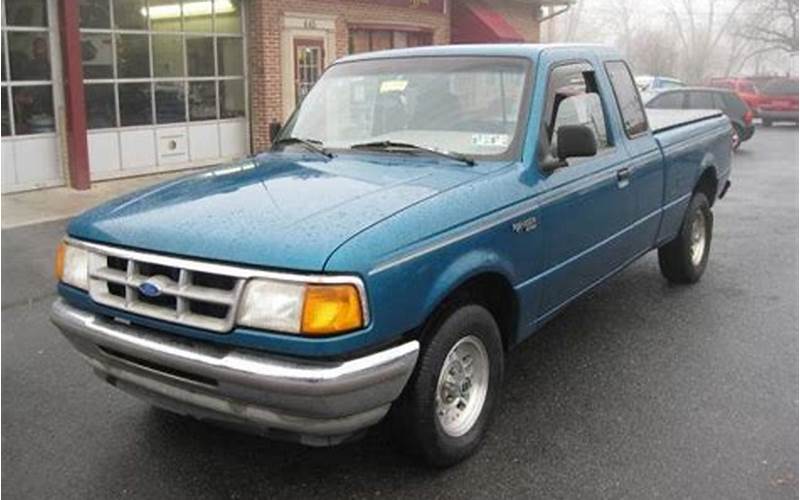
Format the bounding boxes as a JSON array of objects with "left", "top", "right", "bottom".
[{"left": 335, "top": 43, "right": 621, "bottom": 65}]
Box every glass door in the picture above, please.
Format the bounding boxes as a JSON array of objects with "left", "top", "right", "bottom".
[{"left": 294, "top": 38, "right": 323, "bottom": 105}]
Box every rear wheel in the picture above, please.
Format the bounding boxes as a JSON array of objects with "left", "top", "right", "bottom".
[
  {"left": 658, "top": 192, "right": 713, "bottom": 284},
  {"left": 391, "top": 303, "right": 503, "bottom": 467}
]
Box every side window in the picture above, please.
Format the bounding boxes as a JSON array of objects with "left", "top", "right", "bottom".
[
  {"left": 541, "top": 62, "right": 611, "bottom": 160},
  {"left": 713, "top": 92, "right": 727, "bottom": 111},
  {"left": 604, "top": 61, "right": 649, "bottom": 137},
  {"left": 648, "top": 92, "right": 685, "bottom": 109},
  {"left": 687, "top": 91, "right": 715, "bottom": 109}
]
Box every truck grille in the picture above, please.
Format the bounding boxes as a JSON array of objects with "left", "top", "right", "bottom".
[{"left": 87, "top": 246, "right": 246, "bottom": 333}]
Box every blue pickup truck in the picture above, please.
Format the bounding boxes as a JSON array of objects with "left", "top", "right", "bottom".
[{"left": 52, "top": 44, "right": 732, "bottom": 466}]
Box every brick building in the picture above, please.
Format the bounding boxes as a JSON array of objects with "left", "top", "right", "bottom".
[{"left": 1, "top": 0, "right": 566, "bottom": 193}]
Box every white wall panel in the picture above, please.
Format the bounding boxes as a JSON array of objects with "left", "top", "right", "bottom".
[
  {"left": 120, "top": 129, "right": 156, "bottom": 169},
  {"left": 2, "top": 141, "right": 17, "bottom": 190},
  {"left": 13, "top": 136, "right": 61, "bottom": 185},
  {"left": 219, "top": 120, "right": 248, "bottom": 158},
  {"left": 156, "top": 127, "right": 189, "bottom": 165},
  {"left": 189, "top": 123, "right": 220, "bottom": 161},
  {"left": 88, "top": 131, "right": 121, "bottom": 174}
]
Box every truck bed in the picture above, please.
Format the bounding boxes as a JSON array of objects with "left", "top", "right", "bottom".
[{"left": 646, "top": 108, "right": 724, "bottom": 134}]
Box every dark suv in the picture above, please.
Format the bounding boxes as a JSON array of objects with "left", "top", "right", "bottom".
[{"left": 643, "top": 87, "right": 754, "bottom": 149}]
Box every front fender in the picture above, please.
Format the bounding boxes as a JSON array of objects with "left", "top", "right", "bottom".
[{"left": 420, "top": 246, "right": 517, "bottom": 321}]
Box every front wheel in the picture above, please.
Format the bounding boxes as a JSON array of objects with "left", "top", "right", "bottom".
[
  {"left": 658, "top": 192, "right": 713, "bottom": 284},
  {"left": 391, "top": 303, "right": 504, "bottom": 467}
]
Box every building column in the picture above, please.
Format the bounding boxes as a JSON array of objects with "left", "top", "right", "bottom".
[{"left": 58, "top": 0, "right": 90, "bottom": 190}]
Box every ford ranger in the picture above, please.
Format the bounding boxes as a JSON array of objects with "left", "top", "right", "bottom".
[{"left": 51, "top": 44, "right": 733, "bottom": 466}]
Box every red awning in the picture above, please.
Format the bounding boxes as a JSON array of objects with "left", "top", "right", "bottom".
[{"left": 451, "top": 1, "right": 525, "bottom": 44}]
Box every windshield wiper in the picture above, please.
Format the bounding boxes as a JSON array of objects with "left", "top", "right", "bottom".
[
  {"left": 272, "top": 137, "right": 333, "bottom": 159},
  {"left": 350, "top": 140, "right": 475, "bottom": 166}
]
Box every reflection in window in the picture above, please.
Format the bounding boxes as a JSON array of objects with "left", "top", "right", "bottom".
[
  {"left": 189, "top": 81, "right": 216, "bottom": 121},
  {"left": 183, "top": 0, "right": 213, "bottom": 32},
  {"left": 5, "top": 0, "right": 49, "bottom": 27},
  {"left": 116, "top": 34, "right": 150, "bottom": 78},
  {"left": 218, "top": 37, "right": 243, "bottom": 76},
  {"left": 114, "top": 0, "right": 148, "bottom": 30},
  {"left": 85, "top": 84, "right": 117, "bottom": 129},
  {"left": 8, "top": 32, "right": 51, "bottom": 81},
  {"left": 119, "top": 82, "right": 152, "bottom": 126},
  {"left": 81, "top": 33, "right": 113, "bottom": 79},
  {"left": 2, "top": 91, "right": 11, "bottom": 136},
  {"left": 79, "top": 0, "right": 111, "bottom": 28},
  {"left": 155, "top": 82, "right": 186, "bottom": 123},
  {"left": 220, "top": 79, "right": 244, "bottom": 118},
  {"left": 153, "top": 35, "right": 185, "bottom": 77},
  {"left": 187, "top": 37, "right": 214, "bottom": 76},
  {"left": 215, "top": 0, "right": 241, "bottom": 33},
  {"left": 12, "top": 85, "right": 54, "bottom": 134},
  {"left": 148, "top": 0, "right": 183, "bottom": 31}
]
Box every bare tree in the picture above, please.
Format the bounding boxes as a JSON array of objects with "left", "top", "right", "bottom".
[
  {"left": 738, "top": 0, "right": 798, "bottom": 53},
  {"left": 666, "top": 0, "right": 749, "bottom": 82}
]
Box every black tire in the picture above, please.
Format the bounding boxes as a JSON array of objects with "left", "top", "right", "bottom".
[
  {"left": 391, "top": 302, "right": 504, "bottom": 467},
  {"left": 762, "top": 118, "right": 773, "bottom": 127},
  {"left": 658, "top": 192, "right": 713, "bottom": 284}
]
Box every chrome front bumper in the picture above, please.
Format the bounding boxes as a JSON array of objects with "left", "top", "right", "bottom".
[{"left": 50, "top": 299, "right": 419, "bottom": 446}]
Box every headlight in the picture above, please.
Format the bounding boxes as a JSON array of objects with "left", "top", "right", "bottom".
[
  {"left": 237, "top": 279, "right": 366, "bottom": 335},
  {"left": 55, "top": 241, "right": 89, "bottom": 290}
]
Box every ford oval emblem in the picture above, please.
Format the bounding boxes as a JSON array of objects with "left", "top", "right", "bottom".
[{"left": 138, "top": 281, "right": 162, "bottom": 298}]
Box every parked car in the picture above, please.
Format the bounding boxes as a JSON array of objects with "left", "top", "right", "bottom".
[
  {"left": 642, "top": 87, "right": 754, "bottom": 149},
  {"left": 708, "top": 77, "right": 762, "bottom": 115},
  {"left": 755, "top": 78, "right": 798, "bottom": 126},
  {"left": 635, "top": 74, "right": 685, "bottom": 92},
  {"left": 51, "top": 44, "right": 733, "bottom": 467}
]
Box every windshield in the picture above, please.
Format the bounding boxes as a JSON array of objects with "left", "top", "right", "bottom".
[{"left": 278, "top": 56, "right": 533, "bottom": 160}]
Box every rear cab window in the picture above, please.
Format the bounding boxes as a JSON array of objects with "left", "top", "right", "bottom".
[{"left": 604, "top": 61, "right": 649, "bottom": 137}]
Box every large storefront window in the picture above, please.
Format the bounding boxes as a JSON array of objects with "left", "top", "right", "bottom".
[
  {"left": 348, "top": 27, "right": 432, "bottom": 55},
  {"left": 78, "top": 0, "right": 246, "bottom": 130},
  {"left": 1, "top": 0, "right": 56, "bottom": 137}
]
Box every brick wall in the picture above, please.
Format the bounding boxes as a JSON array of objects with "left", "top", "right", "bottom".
[{"left": 246, "top": 0, "right": 450, "bottom": 152}]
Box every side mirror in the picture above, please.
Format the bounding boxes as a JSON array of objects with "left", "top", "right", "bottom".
[
  {"left": 269, "top": 121, "right": 282, "bottom": 142},
  {"left": 556, "top": 124, "right": 597, "bottom": 160}
]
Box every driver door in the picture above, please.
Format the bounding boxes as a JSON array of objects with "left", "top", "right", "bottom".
[{"left": 536, "top": 62, "right": 637, "bottom": 317}]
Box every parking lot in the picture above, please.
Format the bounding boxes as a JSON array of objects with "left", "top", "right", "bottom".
[{"left": 2, "top": 124, "right": 797, "bottom": 499}]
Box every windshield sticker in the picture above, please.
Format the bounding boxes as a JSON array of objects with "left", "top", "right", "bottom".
[
  {"left": 471, "top": 134, "right": 510, "bottom": 148},
  {"left": 380, "top": 80, "right": 408, "bottom": 93}
]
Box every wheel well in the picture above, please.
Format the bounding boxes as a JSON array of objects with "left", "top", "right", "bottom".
[
  {"left": 422, "top": 273, "right": 519, "bottom": 351},
  {"left": 695, "top": 168, "right": 719, "bottom": 207}
]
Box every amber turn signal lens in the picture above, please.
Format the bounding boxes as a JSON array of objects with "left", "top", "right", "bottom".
[
  {"left": 301, "top": 284, "right": 363, "bottom": 335},
  {"left": 55, "top": 241, "right": 66, "bottom": 281}
]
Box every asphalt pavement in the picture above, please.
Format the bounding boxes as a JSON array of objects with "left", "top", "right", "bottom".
[{"left": 2, "top": 124, "right": 798, "bottom": 499}]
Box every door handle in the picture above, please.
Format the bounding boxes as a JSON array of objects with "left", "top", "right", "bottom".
[{"left": 616, "top": 167, "right": 631, "bottom": 188}]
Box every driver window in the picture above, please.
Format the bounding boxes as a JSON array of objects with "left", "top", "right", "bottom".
[{"left": 541, "top": 63, "right": 611, "bottom": 160}]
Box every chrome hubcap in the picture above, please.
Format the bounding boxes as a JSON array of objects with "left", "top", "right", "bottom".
[
  {"left": 689, "top": 208, "right": 706, "bottom": 266},
  {"left": 435, "top": 335, "right": 490, "bottom": 437}
]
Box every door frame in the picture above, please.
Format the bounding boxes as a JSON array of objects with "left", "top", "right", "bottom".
[{"left": 280, "top": 13, "right": 336, "bottom": 120}]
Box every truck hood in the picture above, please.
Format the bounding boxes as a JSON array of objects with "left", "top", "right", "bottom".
[{"left": 68, "top": 153, "right": 482, "bottom": 271}]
